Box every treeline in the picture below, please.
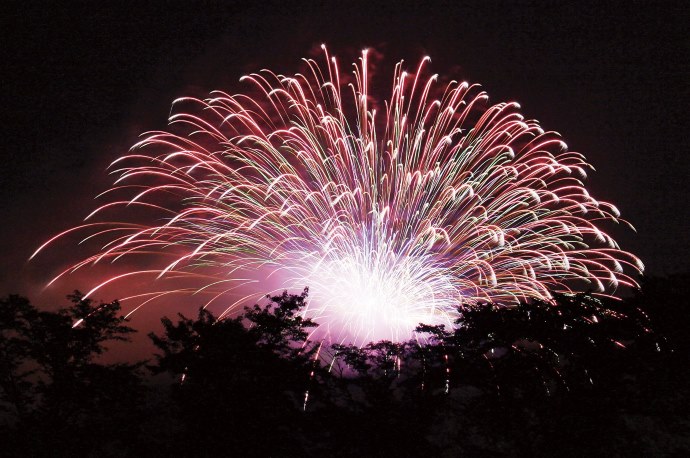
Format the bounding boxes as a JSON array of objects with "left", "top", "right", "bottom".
[{"left": 1, "top": 275, "right": 689, "bottom": 457}]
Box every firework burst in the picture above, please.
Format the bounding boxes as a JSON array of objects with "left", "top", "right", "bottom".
[{"left": 34, "top": 46, "right": 643, "bottom": 344}]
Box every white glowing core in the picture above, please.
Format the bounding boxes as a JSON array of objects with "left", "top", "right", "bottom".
[{"left": 288, "top": 248, "right": 459, "bottom": 344}]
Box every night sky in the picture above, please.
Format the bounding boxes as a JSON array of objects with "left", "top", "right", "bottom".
[{"left": 1, "top": 1, "right": 688, "bottom": 307}]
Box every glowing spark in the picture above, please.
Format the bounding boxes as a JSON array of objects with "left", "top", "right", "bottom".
[{"left": 37, "top": 47, "right": 642, "bottom": 344}]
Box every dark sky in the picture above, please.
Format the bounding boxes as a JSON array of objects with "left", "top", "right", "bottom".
[{"left": 1, "top": 1, "right": 689, "bottom": 306}]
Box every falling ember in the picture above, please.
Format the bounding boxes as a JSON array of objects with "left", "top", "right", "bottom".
[{"left": 34, "top": 46, "right": 643, "bottom": 344}]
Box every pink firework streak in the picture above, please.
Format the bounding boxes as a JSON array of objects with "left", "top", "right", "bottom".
[{"left": 33, "top": 46, "right": 643, "bottom": 344}]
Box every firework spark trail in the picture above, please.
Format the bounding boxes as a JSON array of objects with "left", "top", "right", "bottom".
[{"left": 34, "top": 46, "right": 643, "bottom": 344}]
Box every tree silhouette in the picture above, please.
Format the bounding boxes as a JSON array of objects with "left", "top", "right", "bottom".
[
  {"left": 411, "top": 291, "right": 682, "bottom": 456},
  {"left": 0, "top": 292, "right": 145, "bottom": 457},
  {"left": 2, "top": 281, "right": 688, "bottom": 456},
  {"left": 148, "top": 288, "right": 322, "bottom": 456},
  {"left": 0, "top": 295, "right": 36, "bottom": 422}
]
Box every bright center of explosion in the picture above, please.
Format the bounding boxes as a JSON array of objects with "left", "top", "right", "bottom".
[
  {"left": 292, "top": 248, "right": 459, "bottom": 344},
  {"left": 37, "top": 47, "right": 643, "bottom": 351}
]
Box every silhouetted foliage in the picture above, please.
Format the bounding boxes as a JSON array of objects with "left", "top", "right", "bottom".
[
  {"left": 148, "top": 288, "right": 322, "bottom": 456},
  {"left": 1, "top": 278, "right": 689, "bottom": 456},
  {"left": 0, "top": 292, "right": 146, "bottom": 457},
  {"left": 408, "top": 292, "right": 675, "bottom": 456},
  {"left": 0, "top": 295, "right": 36, "bottom": 421}
]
